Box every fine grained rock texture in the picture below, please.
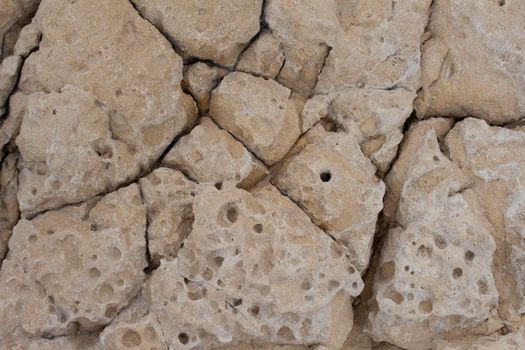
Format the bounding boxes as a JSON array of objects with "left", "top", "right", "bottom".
[
  {"left": 415, "top": 0, "right": 525, "bottom": 124},
  {"left": 1, "top": 0, "right": 525, "bottom": 349},
  {"left": 130, "top": 0, "right": 263, "bottom": 67}
]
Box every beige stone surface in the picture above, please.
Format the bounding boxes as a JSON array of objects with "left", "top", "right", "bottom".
[
  {"left": 139, "top": 168, "right": 197, "bottom": 265},
  {"left": 163, "top": 117, "right": 267, "bottom": 189},
  {"left": 209, "top": 72, "right": 300, "bottom": 165},
  {"left": 14, "top": 0, "right": 196, "bottom": 216},
  {"left": 144, "top": 184, "right": 363, "bottom": 349},
  {"left": 415, "top": 0, "right": 525, "bottom": 124},
  {"left": 370, "top": 125, "right": 499, "bottom": 349},
  {"left": 2, "top": 1, "right": 525, "bottom": 349},
  {"left": 5, "top": 184, "right": 146, "bottom": 336},
  {"left": 273, "top": 126, "right": 384, "bottom": 272},
  {"left": 183, "top": 62, "right": 228, "bottom": 115},
  {"left": 130, "top": 0, "right": 262, "bottom": 67}
]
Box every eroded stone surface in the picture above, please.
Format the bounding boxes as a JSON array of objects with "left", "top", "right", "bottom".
[
  {"left": 273, "top": 125, "right": 384, "bottom": 272},
  {"left": 144, "top": 184, "right": 363, "bottom": 349},
  {"left": 0, "top": 0, "right": 40, "bottom": 60},
  {"left": 209, "top": 72, "right": 300, "bottom": 165},
  {"left": 139, "top": 168, "right": 196, "bottom": 264},
  {"left": 15, "top": 0, "right": 196, "bottom": 216},
  {"left": 5, "top": 184, "right": 146, "bottom": 336},
  {"left": 370, "top": 124, "right": 499, "bottom": 349},
  {"left": 415, "top": 0, "right": 525, "bottom": 124},
  {"left": 163, "top": 117, "right": 268, "bottom": 189},
  {"left": 131, "top": 0, "right": 262, "bottom": 67},
  {"left": 237, "top": 30, "right": 285, "bottom": 80},
  {"left": 0, "top": 153, "right": 18, "bottom": 260},
  {"left": 182, "top": 62, "right": 228, "bottom": 115}
]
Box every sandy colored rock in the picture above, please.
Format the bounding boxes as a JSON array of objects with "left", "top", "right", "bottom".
[
  {"left": 237, "top": 30, "right": 285, "bottom": 80},
  {"left": 266, "top": 0, "right": 432, "bottom": 94},
  {"left": 446, "top": 118, "right": 525, "bottom": 317},
  {"left": 0, "top": 153, "right": 18, "bottom": 260},
  {"left": 144, "top": 184, "right": 363, "bottom": 349},
  {"left": 0, "top": 55, "right": 21, "bottom": 115},
  {"left": 415, "top": 0, "right": 525, "bottom": 124},
  {"left": 370, "top": 127, "right": 498, "bottom": 349},
  {"left": 183, "top": 62, "right": 228, "bottom": 115},
  {"left": 209, "top": 72, "right": 300, "bottom": 165},
  {"left": 0, "top": 0, "right": 40, "bottom": 60},
  {"left": 325, "top": 88, "right": 415, "bottom": 174},
  {"left": 15, "top": 0, "right": 196, "bottom": 216},
  {"left": 131, "top": 0, "right": 262, "bottom": 67},
  {"left": 139, "top": 168, "right": 197, "bottom": 264},
  {"left": 100, "top": 313, "right": 168, "bottom": 350},
  {"left": 6, "top": 184, "right": 147, "bottom": 333},
  {"left": 1, "top": 334, "right": 101, "bottom": 350},
  {"left": 163, "top": 117, "right": 267, "bottom": 188},
  {"left": 12, "top": 21, "right": 40, "bottom": 58},
  {"left": 273, "top": 126, "right": 384, "bottom": 272},
  {"left": 434, "top": 330, "right": 525, "bottom": 350},
  {"left": 300, "top": 94, "right": 330, "bottom": 133}
]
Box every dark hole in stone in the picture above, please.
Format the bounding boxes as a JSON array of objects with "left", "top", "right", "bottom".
[
  {"left": 178, "top": 333, "right": 189, "bottom": 344},
  {"left": 215, "top": 182, "right": 222, "bottom": 190},
  {"left": 320, "top": 171, "right": 332, "bottom": 182}
]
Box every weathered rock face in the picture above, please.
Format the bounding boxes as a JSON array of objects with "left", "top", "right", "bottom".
[
  {"left": 3, "top": 184, "right": 146, "bottom": 339},
  {"left": 209, "top": 72, "right": 301, "bottom": 165},
  {"left": 273, "top": 126, "right": 385, "bottom": 272},
  {"left": 14, "top": 0, "right": 196, "bottom": 216},
  {"left": 130, "top": 0, "right": 262, "bottom": 67},
  {"left": 266, "top": 0, "right": 432, "bottom": 94},
  {"left": 144, "top": 184, "right": 363, "bottom": 349},
  {"left": 415, "top": 0, "right": 525, "bottom": 124},
  {"left": 163, "top": 118, "right": 268, "bottom": 189},
  {"left": 445, "top": 119, "right": 525, "bottom": 318},
  {"left": 139, "top": 168, "right": 197, "bottom": 265},
  {"left": 2, "top": 0, "right": 525, "bottom": 349},
  {"left": 370, "top": 123, "right": 499, "bottom": 349}
]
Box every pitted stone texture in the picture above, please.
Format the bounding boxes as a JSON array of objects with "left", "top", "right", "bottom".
[
  {"left": 266, "top": 0, "right": 432, "bottom": 94},
  {"left": 7, "top": 184, "right": 147, "bottom": 332},
  {"left": 16, "top": 0, "right": 196, "bottom": 215},
  {"left": 370, "top": 127, "right": 498, "bottom": 350},
  {"left": 144, "top": 184, "right": 363, "bottom": 349},
  {"left": 324, "top": 88, "right": 415, "bottom": 174},
  {"left": 139, "top": 168, "right": 196, "bottom": 264},
  {"left": 415, "top": 0, "right": 525, "bottom": 124},
  {"left": 434, "top": 330, "right": 525, "bottom": 350},
  {"left": 237, "top": 30, "right": 285, "bottom": 80},
  {"left": 383, "top": 118, "right": 455, "bottom": 223},
  {"left": 163, "top": 118, "right": 267, "bottom": 189},
  {"left": 0, "top": 153, "right": 18, "bottom": 259},
  {"left": 100, "top": 313, "right": 168, "bottom": 350},
  {"left": 15, "top": 86, "right": 141, "bottom": 217},
  {"left": 182, "top": 62, "right": 228, "bottom": 115},
  {"left": 446, "top": 118, "right": 525, "bottom": 317},
  {"left": 273, "top": 126, "right": 384, "bottom": 272},
  {"left": 1, "top": 334, "right": 101, "bottom": 350},
  {"left": 0, "top": 0, "right": 40, "bottom": 60},
  {"left": 0, "top": 257, "right": 67, "bottom": 343},
  {"left": 130, "top": 0, "right": 262, "bottom": 67},
  {"left": 209, "top": 72, "right": 300, "bottom": 165}
]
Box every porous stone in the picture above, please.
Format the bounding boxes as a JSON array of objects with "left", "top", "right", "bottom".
[
  {"left": 163, "top": 117, "right": 268, "bottom": 188},
  {"left": 1, "top": 334, "right": 101, "bottom": 350},
  {"left": 0, "top": 153, "right": 18, "bottom": 260},
  {"left": 6, "top": 184, "right": 147, "bottom": 333},
  {"left": 415, "top": 0, "right": 525, "bottom": 124},
  {"left": 0, "top": 55, "right": 21, "bottom": 114},
  {"left": 15, "top": 0, "right": 197, "bottom": 216},
  {"left": 182, "top": 62, "right": 228, "bottom": 115},
  {"left": 139, "top": 168, "right": 197, "bottom": 265},
  {"left": 434, "top": 330, "right": 525, "bottom": 350},
  {"left": 445, "top": 118, "right": 525, "bottom": 317},
  {"left": 273, "top": 125, "right": 385, "bottom": 272},
  {"left": 130, "top": 0, "right": 263, "bottom": 67},
  {"left": 237, "top": 30, "right": 285, "bottom": 80},
  {"left": 144, "top": 184, "right": 363, "bottom": 349},
  {"left": 0, "top": 0, "right": 40, "bottom": 60},
  {"left": 266, "top": 0, "right": 432, "bottom": 94},
  {"left": 209, "top": 72, "right": 300, "bottom": 165},
  {"left": 324, "top": 88, "right": 415, "bottom": 174},
  {"left": 370, "top": 125, "right": 498, "bottom": 349},
  {"left": 100, "top": 313, "right": 168, "bottom": 350}
]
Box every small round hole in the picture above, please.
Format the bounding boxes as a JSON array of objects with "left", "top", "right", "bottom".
[
  {"left": 320, "top": 171, "right": 332, "bottom": 182},
  {"left": 465, "top": 250, "right": 475, "bottom": 261},
  {"left": 178, "top": 333, "right": 189, "bottom": 344},
  {"left": 452, "top": 268, "right": 463, "bottom": 279},
  {"left": 253, "top": 223, "right": 263, "bottom": 233},
  {"left": 226, "top": 207, "right": 238, "bottom": 223}
]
